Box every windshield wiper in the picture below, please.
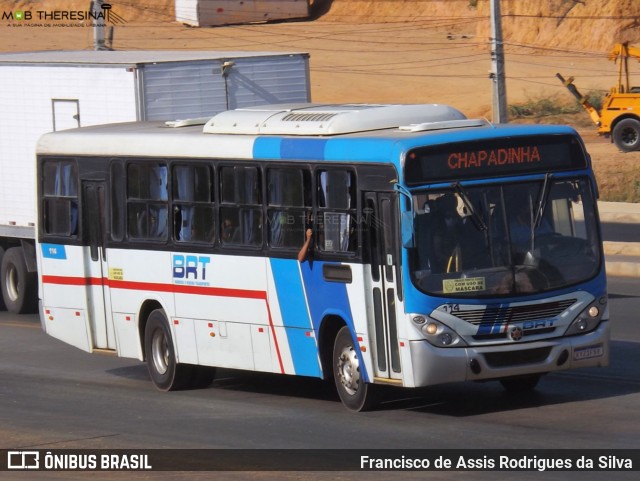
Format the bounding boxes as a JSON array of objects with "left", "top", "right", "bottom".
[
  {"left": 534, "top": 173, "right": 552, "bottom": 228},
  {"left": 453, "top": 183, "right": 487, "bottom": 231}
]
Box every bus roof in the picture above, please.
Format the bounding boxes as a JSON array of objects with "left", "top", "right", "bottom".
[{"left": 37, "top": 104, "right": 581, "bottom": 167}]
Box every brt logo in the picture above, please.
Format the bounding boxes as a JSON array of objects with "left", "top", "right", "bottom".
[
  {"left": 2, "top": 11, "right": 32, "bottom": 20},
  {"left": 173, "top": 255, "right": 211, "bottom": 282}
]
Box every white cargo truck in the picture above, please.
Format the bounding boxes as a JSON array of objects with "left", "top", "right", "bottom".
[
  {"left": 0, "top": 50, "right": 310, "bottom": 313},
  {"left": 175, "top": 0, "right": 310, "bottom": 27}
]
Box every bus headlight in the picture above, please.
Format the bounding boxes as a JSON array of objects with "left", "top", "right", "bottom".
[
  {"left": 414, "top": 318, "right": 465, "bottom": 347},
  {"left": 565, "top": 301, "right": 604, "bottom": 336}
]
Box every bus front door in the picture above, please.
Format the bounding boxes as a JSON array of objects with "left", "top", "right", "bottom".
[
  {"left": 82, "top": 182, "right": 116, "bottom": 350},
  {"left": 364, "top": 192, "right": 403, "bottom": 382}
]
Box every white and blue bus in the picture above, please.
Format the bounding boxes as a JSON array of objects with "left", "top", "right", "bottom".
[{"left": 36, "top": 104, "right": 609, "bottom": 411}]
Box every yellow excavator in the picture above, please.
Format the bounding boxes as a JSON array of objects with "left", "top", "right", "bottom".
[{"left": 557, "top": 42, "right": 640, "bottom": 152}]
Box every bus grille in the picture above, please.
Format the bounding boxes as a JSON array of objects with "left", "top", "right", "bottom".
[
  {"left": 453, "top": 299, "right": 576, "bottom": 326},
  {"left": 483, "top": 347, "right": 552, "bottom": 368},
  {"left": 472, "top": 327, "right": 556, "bottom": 341}
]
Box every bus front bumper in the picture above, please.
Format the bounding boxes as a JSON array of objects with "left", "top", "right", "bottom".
[{"left": 408, "top": 320, "right": 610, "bottom": 387}]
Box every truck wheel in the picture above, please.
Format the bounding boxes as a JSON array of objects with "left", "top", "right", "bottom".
[
  {"left": 144, "top": 308, "right": 203, "bottom": 391},
  {"left": 1, "top": 247, "right": 37, "bottom": 314},
  {"left": 0, "top": 247, "right": 5, "bottom": 311},
  {"left": 333, "top": 326, "right": 376, "bottom": 411},
  {"left": 612, "top": 118, "right": 640, "bottom": 152}
]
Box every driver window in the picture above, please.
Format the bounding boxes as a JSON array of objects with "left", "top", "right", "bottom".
[{"left": 317, "top": 170, "right": 356, "bottom": 254}]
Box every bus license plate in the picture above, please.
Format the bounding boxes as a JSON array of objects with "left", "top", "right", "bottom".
[{"left": 573, "top": 344, "right": 604, "bottom": 361}]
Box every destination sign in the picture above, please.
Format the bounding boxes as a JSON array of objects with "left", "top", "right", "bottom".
[{"left": 404, "top": 134, "right": 588, "bottom": 185}]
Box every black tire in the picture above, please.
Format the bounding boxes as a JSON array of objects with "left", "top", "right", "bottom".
[
  {"left": 612, "top": 118, "right": 640, "bottom": 152},
  {"left": 144, "top": 308, "right": 199, "bottom": 391},
  {"left": 500, "top": 374, "right": 541, "bottom": 393},
  {"left": 0, "top": 247, "right": 5, "bottom": 311},
  {"left": 333, "top": 326, "right": 376, "bottom": 411},
  {"left": 1, "top": 246, "right": 37, "bottom": 314}
]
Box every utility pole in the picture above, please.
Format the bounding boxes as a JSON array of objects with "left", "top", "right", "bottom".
[
  {"left": 91, "top": 0, "right": 108, "bottom": 50},
  {"left": 490, "top": 0, "right": 508, "bottom": 123}
]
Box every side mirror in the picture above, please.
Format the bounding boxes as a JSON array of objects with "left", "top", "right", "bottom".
[
  {"left": 401, "top": 211, "right": 415, "bottom": 248},
  {"left": 393, "top": 183, "right": 415, "bottom": 249}
]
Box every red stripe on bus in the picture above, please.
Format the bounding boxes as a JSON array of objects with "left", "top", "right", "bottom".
[
  {"left": 42, "top": 275, "right": 101, "bottom": 286},
  {"left": 43, "top": 275, "right": 266, "bottom": 300},
  {"left": 263, "top": 298, "right": 285, "bottom": 374},
  {"left": 41, "top": 274, "right": 286, "bottom": 374}
]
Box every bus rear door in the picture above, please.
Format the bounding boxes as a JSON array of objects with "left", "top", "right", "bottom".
[{"left": 82, "top": 181, "right": 117, "bottom": 351}]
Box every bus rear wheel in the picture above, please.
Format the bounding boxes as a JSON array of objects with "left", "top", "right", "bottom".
[
  {"left": 333, "top": 326, "right": 376, "bottom": 411},
  {"left": 144, "top": 309, "right": 214, "bottom": 391},
  {"left": 1, "top": 246, "right": 37, "bottom": 314},
  {"left": 612, "top": 118, "right": 640, "bottom": 152}
]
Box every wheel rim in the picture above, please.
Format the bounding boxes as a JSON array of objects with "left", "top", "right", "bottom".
[
  {"left": 151, "top": 328, "right": 170, "bottom": 375},
  {"left": 337, "top": 344, "right": 360, "bottom": 396},
  {"left": 621, "top": 127, "right": 639, "bottom": 146},
  {"left": 4, "top": 263, "right": 19, "bottom": 302}
]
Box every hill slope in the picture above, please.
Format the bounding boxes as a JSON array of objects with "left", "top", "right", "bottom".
[
  {"left": 324, "top": 0, "right": 640, "bottom": 51},
  {"left": 3, "top": 1, "right": 639, "bottom": 51}
]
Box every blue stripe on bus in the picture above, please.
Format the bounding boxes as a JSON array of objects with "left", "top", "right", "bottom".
[
  {"left": 300, "top": 261, "right": 370, "bottom": 383},
  {"left": 252, "top": 137, "right": 282, "bottom": 159},
  {"left": 324, "top": 138, "right": 398, "bottom": 162},
  {"left": 253, "top": 135, "right": 398, "bottom": 166},
  {"left": 253, "top": 138, "right": 328, "bottom": 160},
  {"left": 269, "top": 258, "right": 322, "bottom": 377},
  {"left": 281, "top": 138, "right": 328, "bottom": 160}
]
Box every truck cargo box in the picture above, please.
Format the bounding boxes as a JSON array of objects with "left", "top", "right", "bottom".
[
  {"left": 0, "top": 49, "right": 310, "bottom": 314},
  {"left": 0, "top": 50, "right": 310, "bottom": 237},
  {"left": 175, "top": 0, "right": 309, "bottom": 27}
]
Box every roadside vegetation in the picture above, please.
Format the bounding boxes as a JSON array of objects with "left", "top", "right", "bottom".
[{"left": 508, "top": 90, "right": 604, "bottom": 126}]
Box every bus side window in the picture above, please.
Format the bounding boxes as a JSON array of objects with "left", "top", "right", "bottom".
[
  {"left": 317, "top": 170, "right": 356, "bottom": 254},
  {"left": 41, "top": 159, "right": 79, "bottom": 237},
  {"left": 267, "top": 168, "right": 311, "bottom": 250},
  {"left": 219, "top": 166, "right": 262, "bottom": 247},
  {"left": 110, "top": 161, "right": 125, "bottom": 242},
  {"left": 126, "top": 162, "right": 168, "bottom": 241},
  {"left": 172, "top": 164, "right": 215, "bottom": 243}
]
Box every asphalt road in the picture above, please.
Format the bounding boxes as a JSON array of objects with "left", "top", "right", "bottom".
[{"left": 0, "top": 277, "right": 638, "bottom": 480}]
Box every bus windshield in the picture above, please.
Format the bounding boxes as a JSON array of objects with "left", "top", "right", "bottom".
[{"left": 410, "top": 177, "right": 600, "bottom": 298}]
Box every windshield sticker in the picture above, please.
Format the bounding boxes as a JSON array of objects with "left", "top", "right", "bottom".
[{"left": 443, "top": 277, "right": 486, "bottom": 294}]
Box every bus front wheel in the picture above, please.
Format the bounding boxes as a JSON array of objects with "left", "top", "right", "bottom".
[
  {"left": 0, "top": 247, "right": 5, "bottom": 311},
  {"left": 333, "top": 326, "right": 376, "bottom": 411},
  {"left": 1, "top": 246, "right": 37, "bottom": 314}
]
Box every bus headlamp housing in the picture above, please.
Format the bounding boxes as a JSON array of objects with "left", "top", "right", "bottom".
[
  {"left": 565, "top": 299, "right": 605, "bottom": 336},
  {"left": 412, "top": 315, "right": 466, "bottom": 348}
]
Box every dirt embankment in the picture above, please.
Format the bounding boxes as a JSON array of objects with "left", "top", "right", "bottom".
[
  {"left": 4, "top": 1, "right": 640, "bottom": 52},
  {"left": 324, "top": 0, "right": 640, "bottom": 52}
]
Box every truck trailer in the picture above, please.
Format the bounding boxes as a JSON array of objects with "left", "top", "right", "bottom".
[{"left": 0, "top": 50, "right": 310, "bottom": 313}]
